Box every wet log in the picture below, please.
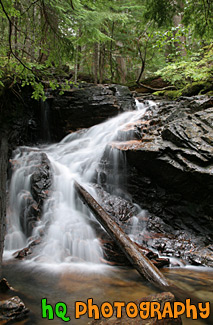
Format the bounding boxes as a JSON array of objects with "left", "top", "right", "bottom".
[
  {"left": 75, "top": 181, "right": 213, "bottom": 324},
  {"left": 74, "top": 181, "right": 170, "bottom": 289}
]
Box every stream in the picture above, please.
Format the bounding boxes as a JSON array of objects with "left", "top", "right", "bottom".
[{"left": 2, "top": 98, "right": 213, "bottom": 324}]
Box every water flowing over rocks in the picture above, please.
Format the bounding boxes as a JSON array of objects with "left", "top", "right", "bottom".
[
  {"left": 5, "top": 151, "right": 52, "bottom": 250},
  {"left": 48, "top": 84, "right": 136, "bottom": 141},
  {"left": 1, "top": 83, "right": 136, "bottom": 149}
]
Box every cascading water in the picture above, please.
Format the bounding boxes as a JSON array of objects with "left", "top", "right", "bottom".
[{"left": 4, "top": 99, "right": 153, "bottom": 267}]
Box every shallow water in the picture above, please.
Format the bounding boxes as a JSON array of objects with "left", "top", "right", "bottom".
[{"left": 2, "top": 261, "right": 213, "bottom": 324}]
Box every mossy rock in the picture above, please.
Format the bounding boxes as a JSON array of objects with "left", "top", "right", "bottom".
[
  {"left": 200, "top": 82, "right": 213, "bottom": 94},
  {"left": 181, "top": 81, "right": 207, "bottom": 96},
  {"left": 164, "top": 90, "right": 182, "bottom": 99},
  {"left": 153, "top": 90, "right": 166, "bottom": 96},
  {"left": 153, "top": 89, "right": 182, "bottom": 99},
  {"left": 206, "top": 90, "right": 213, "bottom": 96}
]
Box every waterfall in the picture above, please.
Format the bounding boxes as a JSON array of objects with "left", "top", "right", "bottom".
[{"left": 4, "top": 100, "right": 153, "bottom": 267}]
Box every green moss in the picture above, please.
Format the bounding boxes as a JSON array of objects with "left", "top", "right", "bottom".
[
  {"left": 164, "top": 90, "right": 182, "bottom": 99},
  {"left": 206, "top": 90, "right": 213, "bottom": 96},
  {"left": 181, "top": 81, "right": 207, "bottom": 96},
  {"left": 153, "top": 89, "right": 182, "bottom": 99},
  {"left": 153, "top": 90, "right": 166, "bottom": 96},
  {"left": 200, "top": 82, "right": 213, "bottom": 94}
]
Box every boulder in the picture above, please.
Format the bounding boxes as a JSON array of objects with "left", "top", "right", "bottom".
[{"left": 0, "top": 296, "right": 29, "bottom": 322}]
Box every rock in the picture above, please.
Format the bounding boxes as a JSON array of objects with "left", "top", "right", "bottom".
[
  {"left": 30, "top": 152, "right": 52, "bottom": 208},
  {"left": 97, "top": 96, "right": 213, "bottom": 266},
  {"left": 13, "top": 237, "right": 42, "bottom": 259},
  {"left": 2, "top": 83, "right": 136, "bottom": 150},
  {"left": 10, "top": 151, "right": 52, "bottom": 238},
  {"left": 0, "top": 296, "right": 29, "bottom": 322},
  {"left": 0, "top": 279, "right": 15, "bottom": 293},
  {"left": 93, "top": 185, "right": 169, "bottom": 268},
  {"left": 48, "top": 84, "right": 136, "bottom": 141}
]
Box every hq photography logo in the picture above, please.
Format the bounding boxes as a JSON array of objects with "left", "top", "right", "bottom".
[{"left": 41, "top": 298, "right": 211, "bottom": 322}]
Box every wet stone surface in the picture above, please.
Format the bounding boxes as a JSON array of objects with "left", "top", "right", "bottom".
[
  {"left": 0, "top": 296, "right": 29, "bottom": 322},
  {"left": 9, "top": 150, "right": 52, "bottom": 238},
  {"left": 95, "top": 95, "right": 213, "bottom": 267}
]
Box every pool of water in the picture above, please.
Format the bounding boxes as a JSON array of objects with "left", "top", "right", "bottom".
[{"left": 1, "top": 260, "right": 213, "bottom": 324}]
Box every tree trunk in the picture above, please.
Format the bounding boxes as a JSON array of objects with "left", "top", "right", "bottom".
[
  {"left": 116, "top": 55, "right": 126, "bottom": 84},
  {"left": 0, "top": 133, "right": 8, "bottom": 278},
  {"left": 136, "top": 58, "right": 145, "bottom": 84},
  {"left": 93, "top": 42, "right": 99, "bottom": 84},
  {"left": 99, "top": 44, "right": 105, "bottom": 84},
  {"left": 74, "top": 181, "right": 170, "bottom": 289},
  {"left": 173, "top": 14, "right": 186, "bottom": 57},
  {"left": 110, "top": 22, "right": 115, "bottom": 83}
]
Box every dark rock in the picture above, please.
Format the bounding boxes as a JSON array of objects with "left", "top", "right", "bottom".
[
  {"left": 96, "top": 96, "right": 213, "bottom": 266},
  {"left": 2, "top": 83, "right": 135, "bottom": 150},
  {"left": 0, "top": 296, "right": 29, "bottom": 322},
  {"left": 93, "top": 185, "right": 169, "bottom": 268},
  {"left": 10, "top": 151, "right": 52, "bottom": 237},
  {"left": 30, "top": 152, "right": 52, "bottom": 208},
  {"left": 0, "top": 279, "right": 15, "bottom": 293},
  {"left": 48, "top": 84, "right": 136, "bottom": 141},
  {"left": 13, "top": 237, "right": 42, "bottom": 259}
]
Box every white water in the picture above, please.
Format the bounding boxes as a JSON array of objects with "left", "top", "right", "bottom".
[{"left": 5, "top": 100, "right": 152, "bottom": 267}]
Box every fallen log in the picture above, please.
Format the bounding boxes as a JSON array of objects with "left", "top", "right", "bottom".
[
  {"left": 74, "top": 181, "right": 170, "bottom": 289},
  {"left": 75, "top": 181, "right": 213, "bottom": 324},
  {"left": 137, "top": 82, "right": 176, "bottom": 92}
]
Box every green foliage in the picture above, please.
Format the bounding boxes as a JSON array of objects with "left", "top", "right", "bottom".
[
  {"left": 156, "top": 46, "right": 213, "bottom": 87},
  {"left": 0, "top": 0, "right": 212, "bottom": 97},
  {"left": 183, "top": 0, "right": 213, "bottom": 38},
  {"left": 143, "top": 0, "right": 181, "bottom": 27}
]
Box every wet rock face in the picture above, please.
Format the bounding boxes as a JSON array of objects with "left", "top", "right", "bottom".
[
  {"left": 97, "top": 95, "right": 213, "bottom": 266},
  {"left": 3, "top": 83, "right": 135, "bottom": 147},
  {"left": 48, "top": 84, "right": 136, "bottom": 141},
  {"left": 26, "top": 152, "right": 52, "bottom": 236},
  {"left": 111, "top": 96, "right": 213, "bottom": 232},
  {"left": 30, "top": 152, "right": 52, "bottom": 207},
  {"left": 10, "top": 151, "right": 52, "bottom": 237}
]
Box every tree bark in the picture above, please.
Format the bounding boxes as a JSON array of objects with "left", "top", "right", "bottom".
[
  {"left": 99, "top": 43, "right": 105, "bottom": 84},
  {"left": 110, "top": 22, "right": 115, "bottom": 83},
  {"left": 93, "top": 43, "right": 99, "bottom": 84},
  {"left": 74, "top": 181, "right": 170, "bottom": 289},
  {"left": 0, "top": 133, "right": 8, "bottom": 278}
]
